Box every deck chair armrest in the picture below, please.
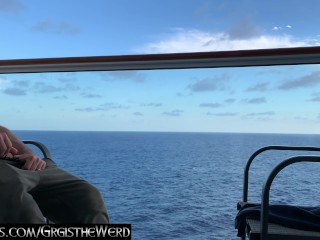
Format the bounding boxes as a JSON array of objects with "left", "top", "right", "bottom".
[
  {"left": 243, "top": 145, "right": 320, "bottom": 202},
  {"left": 22, "top": 140, "right": 52, "bottom": 159},
  {"left": 260, "top": 155, "right": 320, "bottom": 240}
]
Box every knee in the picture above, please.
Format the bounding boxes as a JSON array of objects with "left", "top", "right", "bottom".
[
  {"left": 80, "top": 182, "right": 105, "bottom": 204},
  {"left": 74, "top": 181, "right": 109, "bottom": 221}
]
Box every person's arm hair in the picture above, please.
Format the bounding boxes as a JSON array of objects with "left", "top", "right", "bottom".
[{"left": 0, "top": 126, "right": 34, "bottom": 155}]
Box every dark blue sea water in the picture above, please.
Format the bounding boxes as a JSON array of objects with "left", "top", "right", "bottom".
[{"left": 13, "top": 131, "right": 320, "bottom": 239}]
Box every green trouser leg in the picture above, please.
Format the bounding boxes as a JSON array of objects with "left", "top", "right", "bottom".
[
  {"left": 0, "top": 162, "right": 46, "bottom": 223},
  {"left": 0, "top": 159, "right": 109, "bottom": 224}
]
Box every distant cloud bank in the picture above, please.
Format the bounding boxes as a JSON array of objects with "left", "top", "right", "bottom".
[{"left": 136, "top": 28, "right": 319, "bottom": 54}]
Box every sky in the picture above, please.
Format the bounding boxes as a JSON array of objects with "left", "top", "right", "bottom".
[{"left": 1, "top": 0, "right": 320, "bottom": 133}]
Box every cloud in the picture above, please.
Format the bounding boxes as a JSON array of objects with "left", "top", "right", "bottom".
[
  {"left": 0, "top": 0, "right": 24, "bottom": 14},
  {"left": 1, "top": 78, "right": 80, "bottom": 96},
  {"left": 278, "top": 71, "right": 320, "bottom": 90},
  {"left": 310, "top": 96, "right": 320, "bottom": 102},
  {"left": 206, "top": 112, "right": 238, "bottom": 116},
  {"left": 74, "top": 102, "right": 129, "bottom": 112},
  {"left": 163, "top": 109, "right": 184, "bottom": 117},
  {"left": 75, "top": 102, "right": 129, "bottom": 112},
  {"left": 2, "top": 87, "right": 26, "bottom": 96},
  {"left": 307, "top": 92, "right": 320, "bottom": 102},
  {"left": 53, "top": 95, "right": 68, "bottom": 100},
  {"left": 272, "top": 25, "right": 293, "bottom": 31},
  {"left": 99, "top": 71, "right": 146, "bottom": 83},
  {"left": 242, "top": 97, "right": 266, "bottom": 104},
  {"left": 224, "top": 98, "right": 236, "bottom": 103},
  {"left": 142, "top": 103, "right": 162, "bottom": 107},
  {"left": 188, "top": 74, "right": 230, "bottom": 92},
  {"left": 246, "top": 111, "right": 275, "bottom": 116},
  {"left": 246, "top": 82, "right": 269, "bottom": 92},
  {"left": 34, "top": 82, "right": 63, "bottom": 93},
  {"left": 133, "top": 112, "right": 143, "bottom": 116},
  {"left": 135, "top": 27, "right": 315, "bottom": 54},
  {"left": 99, "top": 102, "right": 129, "bottom": 110},
  {"left": 75, "top": 107, "right": 100, "bottom": 112},
  {"left": 199, "top": 103, "right": 222, "bottom": 108},
  {"left": 34, "top": 82, "right": 80, "bottom": 93},
  {"left": 0, "top": 77, "right": 30, "bottom": 95},
  {"left": 81, "top": 93, "right": 102, "bottom": 98},
  {"left": 32, "top": 20, "right": 81, "bottom": 35},
  {"left": 15, "top": 80, "right": 30, "bottom": 87}
]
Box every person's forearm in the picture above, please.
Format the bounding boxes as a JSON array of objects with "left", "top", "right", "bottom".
[{"left": 0, "top": 126, "right": 34, "bottom": 155}]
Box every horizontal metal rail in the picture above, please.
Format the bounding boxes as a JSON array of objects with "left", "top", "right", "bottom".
[{"left": 1, "top": 46, "right": 320, "bottom": 73}]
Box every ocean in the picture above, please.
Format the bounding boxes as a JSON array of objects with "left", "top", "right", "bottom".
[{"left": 14, "top": 131, "right": 320, "bottom": 239}]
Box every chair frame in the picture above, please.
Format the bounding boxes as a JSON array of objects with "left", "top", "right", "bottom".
[
  {"left": 22, "top": 140, "right": 52, "bottom": 159},
  {"left": 23, "top": 140, "right": 52, "bottom": 224},
  {"left": 240, "top": 145, "right": 320, "bottom": 240}
]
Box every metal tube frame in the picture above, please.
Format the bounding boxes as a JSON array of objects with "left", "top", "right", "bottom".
[
  {"left": 243, "top": 146, "right": 320, "bottom": 202},
  {"left": 260, "top": 156, "right": 320, "bottom": 240},
  {"left": 22, "top": 140, "right": 52, "bottom": 159},
  {"left": 241, "top": 146, "right": 320, "bottom": 239}
]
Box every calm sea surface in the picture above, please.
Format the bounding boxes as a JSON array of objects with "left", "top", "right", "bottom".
[{"left": 14, "top": 131, "right": 320, "bottom": 239}]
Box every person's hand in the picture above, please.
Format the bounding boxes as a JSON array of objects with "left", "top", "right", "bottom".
[
  {"left": 15, "top": 153, "right": 46, "bottom": 171},
  {"left": 0, "top": 132, "right": 18, "bottom": 158}
]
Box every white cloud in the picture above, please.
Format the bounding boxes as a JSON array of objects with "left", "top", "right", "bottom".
[
  {"left": 272, "top": 26, "right": 282, "bottom": 31},
  {"left": 135, "top": 28, "right": 315, "bottom": 54},
  {"left": 273, "top": 25, "right": 292, "bottom": 31}
]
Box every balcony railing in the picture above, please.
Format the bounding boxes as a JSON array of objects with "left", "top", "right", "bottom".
[{"left": 1, "top": 46, "right": 320, "bottom": 74}]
